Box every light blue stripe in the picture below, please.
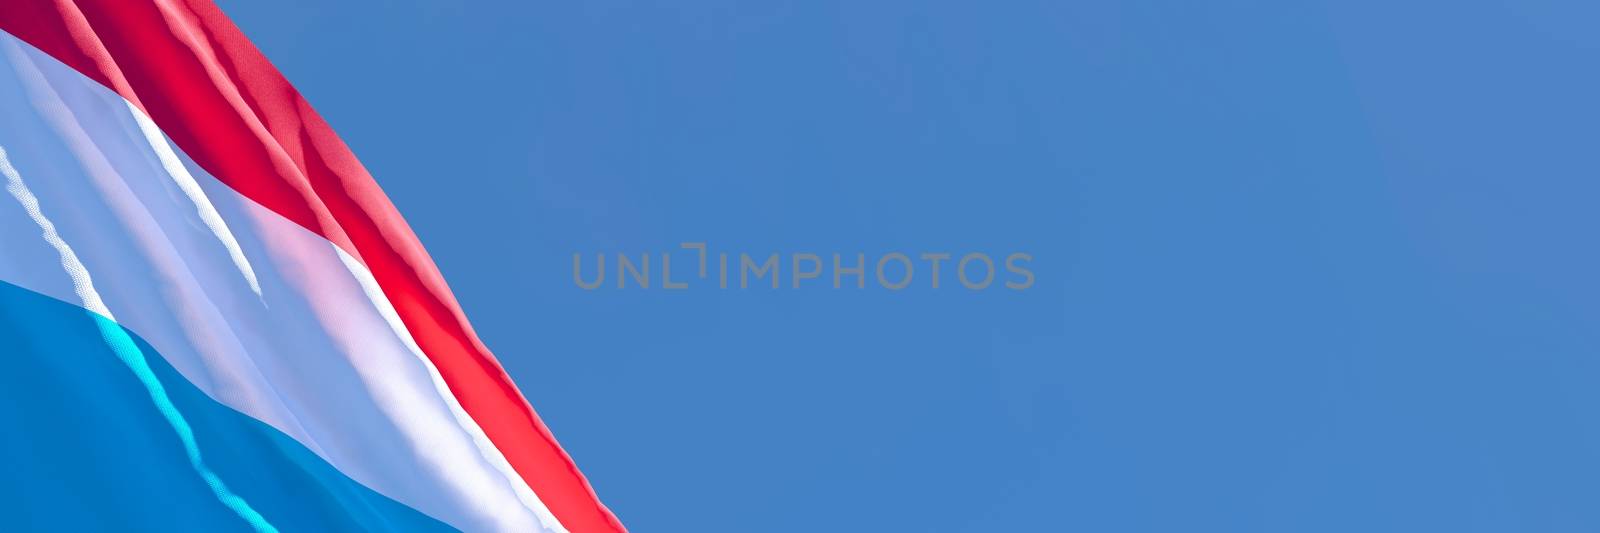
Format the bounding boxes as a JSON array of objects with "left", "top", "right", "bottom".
[
  {"left": 0, "top": 279, "right": 453, "bottom": 532},
  {"left": 86, "top": 308, "right": 278, "bottom": 533}
]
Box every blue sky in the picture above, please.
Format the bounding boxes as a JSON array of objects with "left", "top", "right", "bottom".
[{"left": 219, "top": 1, "right": 1600, "bottom": 531}]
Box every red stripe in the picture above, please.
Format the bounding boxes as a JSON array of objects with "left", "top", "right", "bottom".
[{"left": 0, "top": 2, "right": 625, "bottom": 531}]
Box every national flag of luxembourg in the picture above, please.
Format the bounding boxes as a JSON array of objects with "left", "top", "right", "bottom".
[{"left": 0, "top": 2, "right": 622, "bottom": 531}]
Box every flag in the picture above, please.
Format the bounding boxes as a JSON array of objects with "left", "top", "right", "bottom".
[{"left": 0, "top": 2, "right": 623, "bottom": 531}]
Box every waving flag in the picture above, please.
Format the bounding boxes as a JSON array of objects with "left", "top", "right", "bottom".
[{"left": 0, "top": 2, "right": 622, "bottom": 531}]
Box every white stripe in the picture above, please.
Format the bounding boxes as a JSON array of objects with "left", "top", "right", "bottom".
[
  {"left": 332, "top": 247, "right": 566, "bottom": 531},
  {"left": 0, "top": 34, "right": 561, "bottom": 533},
  {"left": 125, "top": 99, "right": 264, "bottom": 301},
  {"left": 0, "top": 145, "right": 108, "bottom": 317}
]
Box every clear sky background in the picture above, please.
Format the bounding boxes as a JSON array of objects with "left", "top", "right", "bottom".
[{"left": 218, "top": 1, "right": 1599, "bottom": 531}]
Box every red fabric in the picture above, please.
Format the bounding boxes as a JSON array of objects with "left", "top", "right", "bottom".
[{"left": 0, "top": 2, "right": 624, "bottom": 531}]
